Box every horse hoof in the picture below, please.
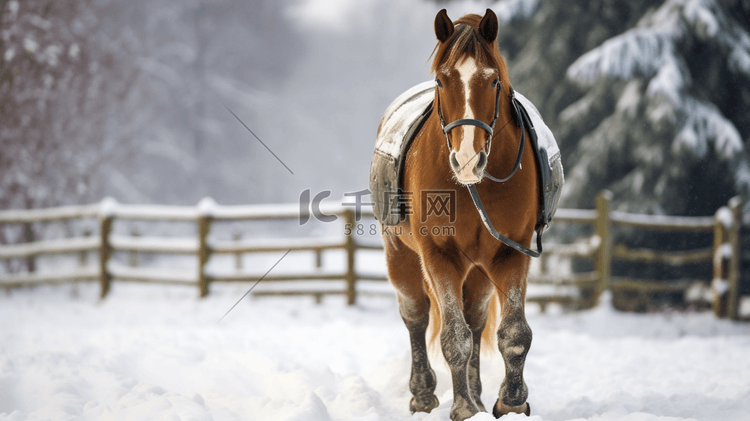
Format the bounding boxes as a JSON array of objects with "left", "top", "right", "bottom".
[
  {"left": 450, "top": 406, "right": 480, "bottom": 421},
  {"left": 410, "top": 394, "right": 439, "bottom": 414},
  {"left": 492, "top": 399, "right": 530, "bottom": 417},
  {"left": 449, "top": 397, "right": 482, "bottom": 421}
]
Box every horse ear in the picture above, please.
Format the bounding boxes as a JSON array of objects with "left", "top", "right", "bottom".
[
  {"left": 434, "top": 9, "right": 454, "bottom": 43},
  {"left": 479, "top": 8, "right": 498, "bottom": 44}
]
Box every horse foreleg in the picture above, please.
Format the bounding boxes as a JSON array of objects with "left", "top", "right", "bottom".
[
  {"left": 439, "top": 292, "right": 480, "bottom": 421},
  {"left": 423, "top": 256, "right": 479, "bottom": 421},
  {"left": 490, "top": 255, "right": 532, "bottom": 417},
  {"left": 386, "top": 237, "right": 439, "bottom": 414},
  {"left": 398, "top": 292, "right": 439, "bottom": 413},
  {"left": 462, "top": 267, "right": 496, "bottom": 412},
  {"left": 493, "top": 297, "right": 532, "bottom": 416}
]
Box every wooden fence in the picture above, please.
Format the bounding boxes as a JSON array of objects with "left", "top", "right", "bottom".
[
  {"left": 531, "top": 191, "right": 747, "bottom": 319},
  {"left": 0, "top": 198, "right": 388, "bottom": 305},
  {"left": 0, "top": 192, "right": 746, "bottom": 319}
]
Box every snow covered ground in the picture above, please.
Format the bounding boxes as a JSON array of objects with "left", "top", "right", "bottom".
[{"left": 1, "top": 282, "right": 750, "bottom": 421}]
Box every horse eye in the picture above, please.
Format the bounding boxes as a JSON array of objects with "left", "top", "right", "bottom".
[
  {"left": 491, "top": 79, "right": 499, "bottom": 88},
  {"left": 435, "top": 78, "right": 443, "bottom": 89}
]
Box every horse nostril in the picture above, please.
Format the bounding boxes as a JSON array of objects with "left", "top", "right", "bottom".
[
  {"left": 449, "top": 151, "right": 460, "bottom": 171},
  {"left": 476, "top": 151, "right": 487, "bottom": 171}
]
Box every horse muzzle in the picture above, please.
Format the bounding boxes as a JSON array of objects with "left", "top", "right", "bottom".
[{"left": 450, "top": 148, "right": 488, "bottom": 185}]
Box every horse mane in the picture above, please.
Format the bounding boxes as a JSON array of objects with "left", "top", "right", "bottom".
[{"left": 429, "top": 14, "right": 507, "bottom": 76}]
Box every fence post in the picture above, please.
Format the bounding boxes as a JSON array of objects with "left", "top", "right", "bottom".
[
  {"left": 712, "top": 206, "right": 730, "bottom": 318},
  {"left": 197, "top": 198, "right": 215, "bottom": 298},
  {"left": 344, "top": 208, "right": 357, "bottom": 305},
  {"left": 24, "top": 222, "right": 36, "bottom": 273},
  {"left": 595, "top": 190, "right": 613, "bottom": 297},
  {"left": 727, "top": 197, "right": 742, "bottom": 320},
  {"left": 98, "top": 213, "right": 114, "bottom": 299}
]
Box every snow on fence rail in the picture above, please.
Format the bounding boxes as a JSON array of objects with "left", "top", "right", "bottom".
[
  {"left": 0, "top": 191, "right": 746, "bottom": 319},
  {"left": 539, "top": 191, "right": 746, "bottom": 319},
  {"left": 0, "top": 198, "right": 384, "bottom": 305}
]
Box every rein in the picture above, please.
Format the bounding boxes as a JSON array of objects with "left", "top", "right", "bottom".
[
  {"left": 437, "top": 83, "right": 543, "bottom": 258},
  {"left": 467, "top": 184, "right": 543, "bottom": 258}
]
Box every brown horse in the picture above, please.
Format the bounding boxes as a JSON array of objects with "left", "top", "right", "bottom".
[{"left": 381, "top": 9, "right": 538, "bottom": 421}]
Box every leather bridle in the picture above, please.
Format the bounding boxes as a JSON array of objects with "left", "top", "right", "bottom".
[
  {"left": 434, "top": 79, "right": 542, "bottom": 258},
  {"left": 435, "top": 79, "right": 525, "bottom": 184},
  {"left": 436, "top": 77, "right": 501, "bottom": 154}
]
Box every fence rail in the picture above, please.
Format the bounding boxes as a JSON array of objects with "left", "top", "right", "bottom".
[{"left": 0, "top": 192, "right": 746, "bottom": 319}]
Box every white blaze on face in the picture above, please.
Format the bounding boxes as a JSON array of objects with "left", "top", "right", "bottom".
[{"left": 454, "top": 57, "right": 481, "bottom": 184}]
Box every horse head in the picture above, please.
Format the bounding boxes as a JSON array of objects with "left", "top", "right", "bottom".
[{"left": 432, "top": 9, "right": 505, "bottom": 185}]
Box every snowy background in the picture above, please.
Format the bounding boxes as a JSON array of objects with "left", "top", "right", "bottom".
[
  {"left": 3, "top": 0, "right": 747, "bottom": 214},
  {"left": 2, "top": 0, "right": 750, "bottom": 420},
  {"left": 2, "top": 284, "right": 750, "bottom": 421}
]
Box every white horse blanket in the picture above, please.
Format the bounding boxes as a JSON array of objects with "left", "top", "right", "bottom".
[{"left": 371, "top": 81, "right": 563, "bottom": 228}]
